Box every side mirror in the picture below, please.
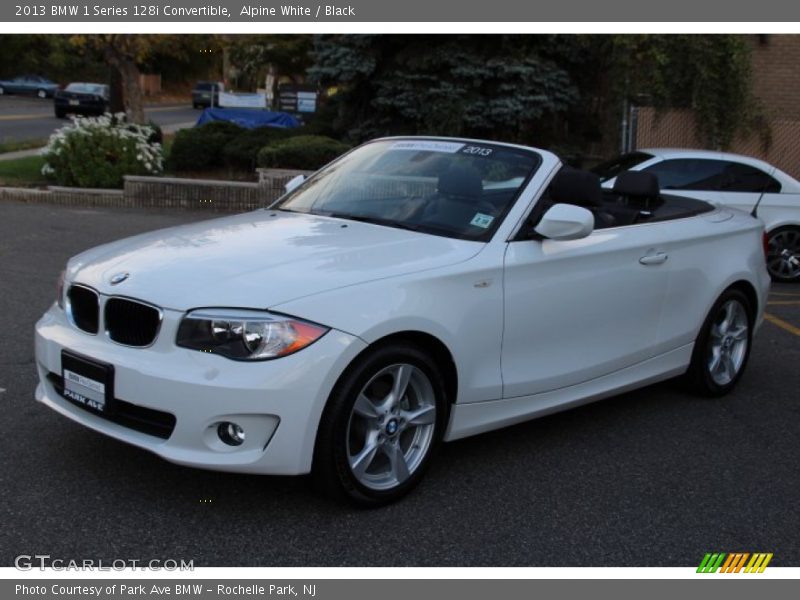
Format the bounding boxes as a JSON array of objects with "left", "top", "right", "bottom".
[
  {"left": 534, "top": 203, "right": 594, "bottom": 241},
  {"left": 284, "top": 174, "right": 305, "bottom": 194}
]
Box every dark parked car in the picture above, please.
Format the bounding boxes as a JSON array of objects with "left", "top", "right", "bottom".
[
  {"left": 0, "top": 75, "right": 59, "bottom": 98},
  {"left": 192, "top": 81, "right": 223, "bottom": 109},
  {"left": 54, "top": 83, "right": 110, "bottom": 118}
]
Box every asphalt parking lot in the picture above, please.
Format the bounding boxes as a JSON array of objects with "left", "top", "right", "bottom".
[{"left": 1, "top": 200, "right": 798, "bottom": 567}]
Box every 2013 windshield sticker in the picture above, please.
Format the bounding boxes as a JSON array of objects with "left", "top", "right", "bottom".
[
  {"left": 470, "top": 213, "right": 494, "bottom": 228},
  {"left": 390, "top": 141, "right": 465, "bottom": 153},
  {"left": 461, "top": 145, "right": 494, "bottom": 157}
]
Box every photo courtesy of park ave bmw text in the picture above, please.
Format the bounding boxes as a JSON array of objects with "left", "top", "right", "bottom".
[{"left": 0, "top": 0, "right": 799, "bottom": 595}]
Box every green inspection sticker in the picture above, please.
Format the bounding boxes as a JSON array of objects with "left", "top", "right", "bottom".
[{"left": 470, "top": 213, "right": 494, "bottom": 228}]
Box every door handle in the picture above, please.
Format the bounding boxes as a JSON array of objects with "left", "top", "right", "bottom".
[{"left": 639, "top": 252, "right": 668, "bottom": 265}]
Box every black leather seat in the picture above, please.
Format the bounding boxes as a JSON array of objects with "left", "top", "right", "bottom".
[
  {"left": 613, "top": 171, "right": 661, "bottom": 206},
  {"left": 422, "top": 165, "right": 492, "bottom": 231},
  {"left": 611, "top": 170, "right": 662, "bottom": 224},
  {"left": 549, "top": 167, "right": 615, "bottom": 229},
  {"left": 439, "top": 164, "right": 483, "bottom": 199}
]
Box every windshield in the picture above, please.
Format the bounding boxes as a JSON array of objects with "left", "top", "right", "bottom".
[
  {"left": 590, "top": 151, "right": 653, "bottom": 182},
  {"left": 275, "top": 139, "right": 541, "bottom": 241},
  {"left": 65, "top": 83, "right": 106, "bottom": 95}
]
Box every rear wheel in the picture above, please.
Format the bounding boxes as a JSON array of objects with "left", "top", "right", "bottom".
[
  {"left": 313, "top": 343, "right": 447, "bottom": 507},
  {"left": 685, "top": 288, "right": 752, "bottom": 397},
  {"left": 0, "top": 86, "right": 4, "bottom": 95},
  {"left": 766, "top": 226, "right": 800, "bottom": 282}
]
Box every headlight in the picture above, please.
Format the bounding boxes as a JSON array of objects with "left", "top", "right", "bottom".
[{"left": 176, "top": 309, "right": 329, "bottom": 361}]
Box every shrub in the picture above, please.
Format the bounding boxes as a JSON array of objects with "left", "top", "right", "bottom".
[
  {"left": 41, "top": 113, "right": 163, "bottom": 189},
  {"left": 167, "top": 121, "right": 243, "bottom": 172},
  {"left": 144, "top": 120, "right": 164, "bottom": 145},
  {"left": 256, "top": 135, "right": 350, "bottom": 170},
  {"left": 221, "top": 126, "right": 295, "bottom": 171}
]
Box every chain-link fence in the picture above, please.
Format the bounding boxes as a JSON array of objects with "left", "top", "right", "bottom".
[{"left": 631, "top": 106, "right": 800, "bottom": 180}]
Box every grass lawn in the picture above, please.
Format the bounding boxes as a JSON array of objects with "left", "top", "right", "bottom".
[
  {"left": 0, "top": 155, "right": 47, "bottom": 187},
  {"left": 0, "top": 138, "right": 47, "bottom": 154}
]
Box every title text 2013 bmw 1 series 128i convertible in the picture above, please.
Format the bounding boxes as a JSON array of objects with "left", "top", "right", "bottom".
[{"left": 35, "top": 137, "right": 771, "bottom": 505}]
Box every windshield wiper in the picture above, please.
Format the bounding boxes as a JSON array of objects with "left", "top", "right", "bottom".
[{"left": 323, "top": 212, "right": 424, "bottom": 233}]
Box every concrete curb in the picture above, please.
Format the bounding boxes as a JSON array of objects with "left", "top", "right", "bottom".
[{"left": 0, "top": 148, "right": 41, "bottom": 161}]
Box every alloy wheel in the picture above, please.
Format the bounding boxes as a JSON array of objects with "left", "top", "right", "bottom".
[
  {"left": 707, "top": 299, "right": 749, "bottom": 386},
  {"left": 346, "top": 363, "right": 436, "bottom": 491},
  {"left": 767, "top": 228, "right": 800, "bottom": 280}
]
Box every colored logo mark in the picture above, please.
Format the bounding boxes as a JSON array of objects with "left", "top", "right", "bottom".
[{"left": 697, "top": 552, "right": 773, "bottom": 573}]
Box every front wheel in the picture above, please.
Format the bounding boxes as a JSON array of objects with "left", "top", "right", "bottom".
[
  {"left": 313, "top": 343, "right": 447, "bottom": 506},
  {"left": 766, "top": 226, "right": 800, "bottom": 282},
  {"left": 0, "top": 86, "right": 4, "bottom": 95},
  {"left": 684, "top": 289, "right": 753, "bottom": 397},
  {"left": 37, "top": 89, "right": 47, "bottom": 99}
]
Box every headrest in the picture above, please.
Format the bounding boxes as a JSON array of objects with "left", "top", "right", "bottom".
[
  {"left": 438, "top": 165, "right": 483, "bottom": 198},
  {"left": 613, "top": 170, "right": 660, "bottom": 199},
  {"left": 549, "top": 167, "right": 602, "bottom": 207}
]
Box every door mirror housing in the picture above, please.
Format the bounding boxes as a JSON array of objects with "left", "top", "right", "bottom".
[
  {"left": 284, "top": 174, "right": 305, "bottom": 194},
  {"left": 534, "top": 203, "right": 595, "bottom": 241}
]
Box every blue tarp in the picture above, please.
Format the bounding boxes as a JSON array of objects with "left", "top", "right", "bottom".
[{"left": 196, "top": 108, "right": 300, "bottom": 129}]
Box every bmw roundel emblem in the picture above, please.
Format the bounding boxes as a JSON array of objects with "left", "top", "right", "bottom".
[{"left": 110, "top": 272, "right": 130, "bottom": 285}]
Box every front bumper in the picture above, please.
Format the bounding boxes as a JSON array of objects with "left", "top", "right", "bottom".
[{"left": 34, "top": 303, "right": 366, "bottom": 475}]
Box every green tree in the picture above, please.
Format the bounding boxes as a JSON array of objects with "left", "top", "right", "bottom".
[
  {"left": 308, "top": 35, "right": 579, "bottom": 144},
  {"left": 609, "top": 35, "right": 755, "bottom": 149},
  {"left": 70, "top": 35, "right": 206, "bottom": 123},
  {"left": 228, "top": 35, "right": 313, "bottom": 90},
  {"left": 307, "top": 34, "right": 757, "bottom": 153}
]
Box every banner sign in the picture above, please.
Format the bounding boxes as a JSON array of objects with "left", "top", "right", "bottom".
[{"left": 218, "top": 92, "right": 267, "bottom": 108}]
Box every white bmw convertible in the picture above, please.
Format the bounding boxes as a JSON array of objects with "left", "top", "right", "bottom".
[{"left": 35, "top": 137, "right": 770, "bottom": 505}]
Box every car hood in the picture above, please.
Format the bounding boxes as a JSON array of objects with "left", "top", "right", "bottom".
[{"left": 67, "top": 210, "right": 484, "bottom": 311}]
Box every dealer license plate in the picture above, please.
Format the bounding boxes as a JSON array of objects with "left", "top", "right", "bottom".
[{"left": 61, "top": 351, "right": 114, "bottom": 414}]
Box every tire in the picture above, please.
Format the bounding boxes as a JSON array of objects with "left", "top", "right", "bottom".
[
  {"left": 37, "top": 89, "right": 47, "bottom": 99},
  {"left": 312, "top": 343, "right": 448, "bottom": 507},
  {"left": 54, "top": 108, "right": 66, "bottom": 119},
  {"left": 766, "top": 226, "right": 800, "bottom": 283},
  {"left": 684, "top": 288, "right": 753, "bottom": 397},
  {"left": 0, "top": 86, "right": 4, "bottom": 95}
]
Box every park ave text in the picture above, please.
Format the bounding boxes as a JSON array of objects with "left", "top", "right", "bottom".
[
  {"left": 16, "top": 584, "right": 317, "bottom": 597},
  {"left": 14, "top": 4, "right": 356, "bottom": 18}
]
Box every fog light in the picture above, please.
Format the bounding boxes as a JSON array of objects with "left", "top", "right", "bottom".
[{"left": 217, "top": 422, "right": 245, "bottom": 446}]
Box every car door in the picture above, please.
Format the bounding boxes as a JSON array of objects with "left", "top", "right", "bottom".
[
  {"left": 20, "top": 76, "right": 35, "bottom": 94},
  {"left": 501, "top": 220, "right": 672, "bottom": 398},
  {"left": 10, "top": 77, "right": 27, "bottom": 94}
]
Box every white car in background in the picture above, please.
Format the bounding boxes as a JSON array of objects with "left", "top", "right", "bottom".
[
  {"left": 35, "top": 137, "right": 769, "bottom": 505},
  {"left": 592, "top": 148, "right": 800, "bottom": 282}
]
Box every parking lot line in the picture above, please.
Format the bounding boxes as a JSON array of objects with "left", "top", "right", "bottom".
[
  {"left": 0, "top": 113, "right": 51, "bottom": 121},
  {"left": 764, "top": 312, "right": 800, "bottom": 337}
]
